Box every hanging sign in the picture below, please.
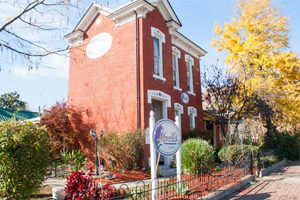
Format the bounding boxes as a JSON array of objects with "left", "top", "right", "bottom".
[
  {"left": 153, "top": 119, "right": 181, "bottom": 156},
  {"left": 181, "top": 92, "right": 189, "bottom": 104}
]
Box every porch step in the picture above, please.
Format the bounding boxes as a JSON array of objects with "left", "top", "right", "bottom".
[{"left": 159, "top": 166, "right": 176, "bottom": 177}]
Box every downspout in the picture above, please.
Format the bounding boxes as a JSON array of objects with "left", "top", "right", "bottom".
[{"left": 134, "top": 11, "right": 141, "bottom": 129}]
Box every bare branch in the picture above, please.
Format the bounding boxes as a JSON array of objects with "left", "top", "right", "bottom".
[{"left": 0, "top": 0, "right": 45, "bottom": 32}]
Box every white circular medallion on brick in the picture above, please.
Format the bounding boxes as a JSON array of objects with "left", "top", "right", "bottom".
[{"left": 86, "top": 32, "right": 112, "bottom": 59}]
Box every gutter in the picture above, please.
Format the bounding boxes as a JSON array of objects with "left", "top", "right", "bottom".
[{"left": 134, "top": 11, "right": 141, "bottom": 129}]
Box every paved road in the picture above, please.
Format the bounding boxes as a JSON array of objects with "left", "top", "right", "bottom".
[{"left": 224, "top": 161, "right": 300, "bottom": 200}]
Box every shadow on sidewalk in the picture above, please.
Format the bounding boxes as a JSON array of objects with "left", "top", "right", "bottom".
[{"left": 234, "top": 193, "right": 272, "bottom": 199}]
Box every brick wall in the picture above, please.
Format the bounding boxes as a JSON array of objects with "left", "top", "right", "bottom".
[
  {"left": 139, "top": 8, "right": 204, "bottom": 165},
  {"left": 68, "top": 13, "right": 138, "bottom": 164}
]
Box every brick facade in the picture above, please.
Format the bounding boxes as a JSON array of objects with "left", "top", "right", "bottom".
[{"left": 66, "top": 0, "right": 207, "bottom": 167}]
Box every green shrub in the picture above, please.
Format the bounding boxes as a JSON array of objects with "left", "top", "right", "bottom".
[
  {"left": 262, "top": 130, "right": 299, "bottom": 161},
  {"left": 181, "top": 138, "right": 214, "bottom": 175},
  {"left": 0, "top": 120, "right": 50, "bottom": 199},
  {"left": 218, "top": 144, "right": 258, "bottom": 165},
  {"left": 99, "top": 130, "right": 145, "bottom": 170},
  {"left": 184, "top": 129, "right": 213, "bottom": 144}
]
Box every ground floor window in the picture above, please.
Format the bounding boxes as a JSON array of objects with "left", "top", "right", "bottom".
[{"left": 188, "top": 107, "right": 197, "bottom": 130}]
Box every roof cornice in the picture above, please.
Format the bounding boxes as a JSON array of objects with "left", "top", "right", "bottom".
[
  {"left": 172, "top": 31, "right": 207, "bottom": 59},
  {"left": 108, "top": 0, "right": 155, "bottom": 26}
]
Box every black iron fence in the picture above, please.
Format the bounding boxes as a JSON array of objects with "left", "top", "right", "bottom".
[{"left": 105, "top": 156, "right": 253, "bottom": 200}]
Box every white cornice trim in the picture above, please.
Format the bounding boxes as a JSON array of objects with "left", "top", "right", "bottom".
[
  {"left": 172, "top": 31, "right": 207, "bottom": 59},
  {"left": 148, "top": 0, "right": 181, "bottom": 26},
  {"left": 64, "top": 29, "right": 84, "bottom": 46},
  {"left": 75, "top": 4, "right": 113, "bottom": 32},
  {"left": 167, "top": 21, "right": 181, "bottom": 35},
  {"left": 108, "top": 0, "right": 154, "bottom": 26}
]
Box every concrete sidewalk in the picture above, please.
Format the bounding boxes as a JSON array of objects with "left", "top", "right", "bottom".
[{"left": 224, "top": 161, "right": 300, "bottom": 200}]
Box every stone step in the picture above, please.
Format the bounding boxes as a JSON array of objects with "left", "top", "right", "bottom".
[{"left": 159, "top": 166, "right": 176, "bottom": 177}]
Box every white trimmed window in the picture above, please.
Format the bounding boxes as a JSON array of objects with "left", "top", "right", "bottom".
[
  {"left": 185, "top": 55, "right": 194, "bottom": 95},
  {"left": 172, "top": 46, "right": 181, "bottom": 90},
  {"left": 188, "top": 106, "right": 197, "bottom": 130},
  {"left": 151, "top": 27, "right": 165, "bottom": 80},
  {"left": 174, "top": 103, "right": 183, "bottom": 120}
]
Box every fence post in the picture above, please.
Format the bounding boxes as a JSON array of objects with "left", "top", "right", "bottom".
[
  {"left": 257, "top": 151, "right": 261, "bottom": 178},
  {"left": 249, "top": 152, "right": 253, "bottom": 175}
]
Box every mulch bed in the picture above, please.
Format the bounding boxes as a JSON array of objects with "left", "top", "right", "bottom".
[{"left": 93, "top": 169, "right": 151, "bottom": 185}]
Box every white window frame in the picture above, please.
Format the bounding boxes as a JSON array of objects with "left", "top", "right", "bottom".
[
  {"left": 172, "top": 46, "right": 181, "bottom": 91},
  {"left": 151, "top": 27, "right": 165, "bottom": 81},
  {"left": 185, "top": 54, "right": 195, "bottom": 96},
  {"left": 188, "top": 106, "right": 197, "bottom": 130}
]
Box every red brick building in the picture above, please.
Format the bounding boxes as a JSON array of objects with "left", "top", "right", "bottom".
[{"left": 65, "top": 0, "right": 207, "bottom": 167}]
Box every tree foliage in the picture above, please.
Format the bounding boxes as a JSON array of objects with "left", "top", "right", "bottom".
[
  {"left": 0, "top": 91, "right": 27, "bottom": 110},
  {"left": 212, "top": 0, "right": 300, "bottom": 131},
  {"left": 40, "top": 102, "right": 92, "bottom": 158},
  {"left": 0, "top": 120, "right": 49, "bottom": 199}
]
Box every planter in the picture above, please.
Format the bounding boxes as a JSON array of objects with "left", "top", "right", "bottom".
[{"left": 52, "top": 187, "right": 65, "bottom": 200}]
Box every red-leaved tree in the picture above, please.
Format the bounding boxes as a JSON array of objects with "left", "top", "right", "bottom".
[{"left": 40, "top": 102, "right": 93, "bottom": 158}]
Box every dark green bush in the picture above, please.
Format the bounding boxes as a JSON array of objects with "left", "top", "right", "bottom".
[
  {"left": 184, "top": 129, "right": 214, "bottom": 144},
  {"left": 214, "top": 147, "right": 222, "bottom": 163},
  {"left": 99, "top": 130, "right": 144, "bottom": 170},
  {"left": 181, "top": 138, "right": 214, "bottom": 175},
  {"left": 0, "top": 120, "right": 50, "bottom": 199},
  {"left": 260, "top": 155, "right": 279, "bottom": 168},
  {"left": 262, "top": 130, "right": 299, "bottom": 161}
]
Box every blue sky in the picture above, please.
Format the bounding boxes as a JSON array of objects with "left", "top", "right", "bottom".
[{"left": 0, "top": 0, "right": 299, "bottom": 111}]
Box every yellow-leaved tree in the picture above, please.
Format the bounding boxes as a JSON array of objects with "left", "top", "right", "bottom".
[{"left": 212, "top": 0, "right": 300, "bottom": 132}]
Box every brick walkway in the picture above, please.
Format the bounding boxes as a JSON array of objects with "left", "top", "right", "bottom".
[{"left": 225, "top": 161, "right": 300, "bottom": 200}]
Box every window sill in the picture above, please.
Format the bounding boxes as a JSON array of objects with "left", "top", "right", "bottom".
[
  {"left": 188, "top": 91, "right": 196, "bottom": 96},
  {"left": 174, "top": 86, "right": 182, "bottom": 91},
  {"left": 153, "top": 74, "right": 166, "bottom": 81}
]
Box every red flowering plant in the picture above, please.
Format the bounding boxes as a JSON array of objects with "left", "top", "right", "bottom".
[{"left": 65, "top": 168, "right": 116, "bottom": 200}]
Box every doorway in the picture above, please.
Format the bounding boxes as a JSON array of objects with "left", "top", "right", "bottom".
[{"left": 151, "top": 99, "right": 165, "bottom": 165}]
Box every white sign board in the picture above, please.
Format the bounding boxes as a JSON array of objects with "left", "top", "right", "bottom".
[{"left": 153, "top": 119, "right": 181, "bottom": 157}]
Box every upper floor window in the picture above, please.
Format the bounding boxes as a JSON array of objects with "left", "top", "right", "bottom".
[
  {"left": 151, "top": 27, "right": 165, "bottom": 80},
  {"left": 185, "top": 54, "right": 195, "bottom": 95},
  {"left": 154, "top": 37, "right": 160, "bottom": 76},
  {"left": 172, "top": 46, "right": 181, "bottom": 90}
]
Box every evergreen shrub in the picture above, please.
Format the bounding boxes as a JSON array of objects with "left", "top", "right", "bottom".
[{"left": 181, "top": 138, "right": 214, "bottom": 175}]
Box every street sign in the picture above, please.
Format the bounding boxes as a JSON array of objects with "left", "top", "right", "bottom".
[{"left": 153, "top": 119, "right": 181, "bottom": 157}]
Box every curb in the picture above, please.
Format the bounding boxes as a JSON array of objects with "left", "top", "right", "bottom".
[
  {"left": 197, "top": 175, "right": 255, "bottom": 200},
  {"left": 257, "top": 159, "right": 287, "bottom": 177}
]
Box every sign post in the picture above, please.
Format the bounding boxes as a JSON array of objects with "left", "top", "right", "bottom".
[
  {"left": 150, "top": 111, "right": 182, "bottom": 200},
  {"left": 175, "top": 116, "right": 182, "bottom": 183},
  {"left": 149, "top": 111, "right": 157, "bottom": 199}
]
